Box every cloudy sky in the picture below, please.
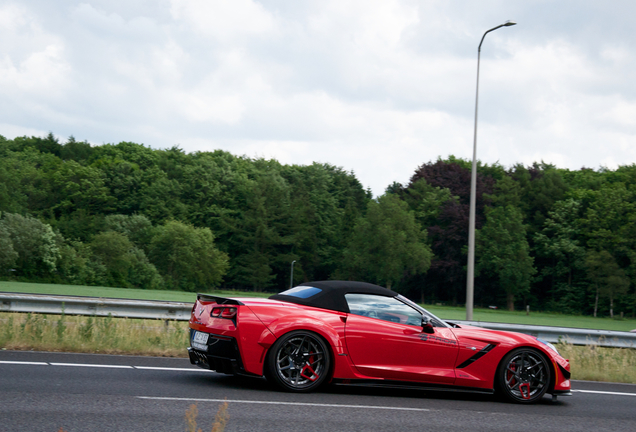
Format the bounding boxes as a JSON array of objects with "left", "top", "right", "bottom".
[{"left": 2, "top": 1, "right": 636, "bottom": 195}]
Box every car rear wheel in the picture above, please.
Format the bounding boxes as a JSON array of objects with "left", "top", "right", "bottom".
[
  {"left": 496, "top": 348, "right": 551, "bottom": 404},
  {"left": 266, "top": 330, "right": 331, "bottom": 392}
]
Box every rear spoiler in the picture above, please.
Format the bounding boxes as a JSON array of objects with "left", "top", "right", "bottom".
[{"left": 197, "top": 294, "right": 245, "bottom": 306}]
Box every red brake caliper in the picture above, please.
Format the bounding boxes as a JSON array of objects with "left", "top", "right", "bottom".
[
  {"left": 519, "top": 383, "right": 531, "bottom": 399},
  {"left": 300, "top": 355, "right": 318, "bottom": 381}
]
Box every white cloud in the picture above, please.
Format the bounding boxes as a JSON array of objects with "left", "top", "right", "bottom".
[
  {"left": 169, "top": 0, "right": 276, "bottom": 40},
  {"left": 3, "top": 1, "right": 636, "bottom": 195},
  {"left": 0, "top": 4, "right": 70, "bottom": 96}
]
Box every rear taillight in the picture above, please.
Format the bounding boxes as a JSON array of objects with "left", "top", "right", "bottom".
[
  {"left": 221, "top": 307, "right": 237, "bottom": 318},
  {"left": 211, "top": 306, "right": 237, "bottom": 320}
]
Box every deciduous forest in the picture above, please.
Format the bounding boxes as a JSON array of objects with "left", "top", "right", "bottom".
[{"left": 1, "top": 133, "right": 635, "bottom": 318}]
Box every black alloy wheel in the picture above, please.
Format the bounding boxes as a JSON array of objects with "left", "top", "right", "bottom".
[
  {"left": 497, "top": 348, "right": 551, "bottom": 404},
  {"left": 266, "top": 330, "right": 331, "bottom": 392}
]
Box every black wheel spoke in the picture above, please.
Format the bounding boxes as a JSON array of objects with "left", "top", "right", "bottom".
[
  {"left": 294, "top": 337, "right": 307, "bottom": 355},
  {"left": 506, "top": 366, "right": 518, "bottom": 375}
]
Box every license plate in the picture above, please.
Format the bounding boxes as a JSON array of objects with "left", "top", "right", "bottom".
[
  {"left": 192, "top": 331, "right": 209, "bottom": 351},
  {"left": 193, "top": 331, "right": 209, "bottom": 344}
]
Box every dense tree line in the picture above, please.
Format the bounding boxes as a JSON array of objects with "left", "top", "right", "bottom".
[
  {"left": 391, "top": 158, "right": 636, "bottom": 318},
  {"left": 0, "top": 134, "right": 370, "bottom": 293},
  {"left": 0, "top": 133, "right": 635, "bottom": 318}
]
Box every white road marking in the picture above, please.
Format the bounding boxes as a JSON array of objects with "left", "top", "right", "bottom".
[
  {"left": 3, "top": 361, "right": 636, "bottom": 399},
  {"left": 50, "top": 363, "right": 133, "bottom": 369},
  {"left": 137, "top": 396, "right": 431, "bottom": 412},
  {"left": 572, "top": 389, "right": 636, "bottom": 397},
  {"left": 133, "top": 366, "right": 212, "bottom": 372},
  {"left": 0, "top": 360, "right": 209, "bottom": 372}
]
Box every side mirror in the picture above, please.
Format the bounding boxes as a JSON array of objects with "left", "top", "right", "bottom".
[{"left": 421, "top": 316, "right": 435, "bottom": 334}]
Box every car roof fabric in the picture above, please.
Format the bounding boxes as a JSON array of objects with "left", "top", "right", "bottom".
[{"left": 268, "top": 280, "right": 396, "bottom": 313}]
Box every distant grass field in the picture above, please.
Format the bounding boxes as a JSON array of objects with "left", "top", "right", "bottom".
[
  {"left": 2, "top": 281, "right": 635, "bottom": 332},
  {"left": 0, "top": 281, "right": 271, "bottom": 303}
]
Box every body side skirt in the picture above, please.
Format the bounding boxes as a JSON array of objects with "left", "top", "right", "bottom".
[{"left": 331, "top": 378, "right": 494, "bottom": 395}]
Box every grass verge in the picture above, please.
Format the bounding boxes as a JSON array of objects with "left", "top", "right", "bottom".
[
  {"left": 556, "top": 342, "right": 636, "bottom": 384},
  {"left": 0, "top": 312, "right": 189, "bottom": 357},
  {"left": 1, "top": 312, "right": 635, "bottom": 385}
]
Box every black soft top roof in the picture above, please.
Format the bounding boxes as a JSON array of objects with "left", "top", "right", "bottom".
[{"left": 268, "top": 280, "right": 396, "bottom": 313}]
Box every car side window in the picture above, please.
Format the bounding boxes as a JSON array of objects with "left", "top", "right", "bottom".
[{"left": 345, "top": 294, "right": 422, "bottom": 326}]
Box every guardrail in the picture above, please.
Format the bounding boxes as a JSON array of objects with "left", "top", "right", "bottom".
[
  {"left": 1, "top": 292, "right": 635, "bottom": 348},
  {"left": 0, "top": 292, "right": 192, "bottom": 321}
]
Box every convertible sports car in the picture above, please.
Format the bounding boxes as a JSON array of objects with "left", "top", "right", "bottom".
[{"left": 188, "top": 281, "right": 571, "bottom": 403}]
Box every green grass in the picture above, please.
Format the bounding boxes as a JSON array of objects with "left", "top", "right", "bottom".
[
  {"left": 2, "top": 281, "right": 635, "bottom": 332},
  {"left": 557, "top": 342, "right": 636, "bottom": 383},
  {"left": 0, "top": 312, "right": 190, "bottom": 357},
  {"left": 0, "top": 281, "right": 271, "bottom": 302}
]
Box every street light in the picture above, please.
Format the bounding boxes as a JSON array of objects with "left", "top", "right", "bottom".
[
  {"left": 290, "top": 260, "right": 296, "bottom": 289},
  {"left": 466, "top": 20, "right": 516, "bottom": 321}
]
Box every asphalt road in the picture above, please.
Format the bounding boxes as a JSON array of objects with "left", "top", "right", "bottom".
[{"left": 1, "top": 350, "right": 635, "bottom": 432}]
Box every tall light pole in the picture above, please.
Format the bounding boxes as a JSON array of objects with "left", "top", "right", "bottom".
[
  {"left": 290, "top": 260, "right": 296, "bottom": 289},
  {"left": 466, "top": 20, "right": 516, "bottom": 321}
]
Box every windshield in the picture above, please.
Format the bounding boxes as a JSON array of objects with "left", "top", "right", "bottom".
[{"left": 396, "top": 294, "right": 450, "bottom": 328}]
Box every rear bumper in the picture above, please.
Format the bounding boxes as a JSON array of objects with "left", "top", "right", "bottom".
[{"left": 188, "top": 329, "right": 244, "bottom": 375}]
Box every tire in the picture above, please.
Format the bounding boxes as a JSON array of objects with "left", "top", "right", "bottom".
[
  {"left": 265, "top": 330, "right": 331, "bottom": 392},
  {"left": 496, "top": 348, "right": 551, "bottom": 404}
]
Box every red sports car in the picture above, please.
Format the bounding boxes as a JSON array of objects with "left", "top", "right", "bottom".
[{"left": 188, "top": 281, "right": 571, "bottom": 404}]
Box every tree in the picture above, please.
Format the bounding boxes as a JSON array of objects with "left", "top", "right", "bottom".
[
  {"left": 55, "top": 238, "right": 95, "bottom": 286},
  {"left": 340, "top": 194, "right": 432, "bottom": 290},
  {"left": 399, "top": 178, "right": 455, "bottom": 228},
  {"left": 0, "top": 213, "right": 60, "bottom": 277},
  {"left": 90, "top": 231, "right": 162, "bottom": 289},
  {"left": 103, "top": 214, "right": 154, "bottom": 251},
  {"left": 579, "top": 183, "right": 634, "bottom": 253},
  {"left": 149, "top": 221, "right": 229, "bottom": 291},
  {"left": 477, "top": 206, "right": 536, "bottom": 311},
  {"left": 511, "top": 163, "right": 568, "bottom": 235},
  {"left": 533, "top": 198, "right": 587, "bottom": 313},
  {"left": 405, "top": 158, "right": 495, "bottom": 304},
  {"left": 0, "top": 222, "right": 18, "bottom": 272},
  {"left": 585, "top": 250, "right": 630, "bottom": 318},
  {"left": 223, "top": 164, "right": 291, "bottom": 291},
  {"left": 281, "top": 163, "right": 369, "bottom": 284},
  {"left": 60, "top": 136, "right": 93, "bottom": 162}
]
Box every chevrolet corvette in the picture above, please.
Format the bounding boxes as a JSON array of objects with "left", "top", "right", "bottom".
[{"left": 187, "top": 281, "right": 571, "bottom": 403}]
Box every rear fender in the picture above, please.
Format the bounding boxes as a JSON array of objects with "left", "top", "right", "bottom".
[{"left": 258, "top": 316, "right": 345, "bottom": 363}]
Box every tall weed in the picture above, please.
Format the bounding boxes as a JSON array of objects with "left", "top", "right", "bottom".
[
  {"left": 185, "top": 402, "right": 229, "bottom": 432},
  {"left": 0, "top": 312, "right": 189, "bottom": 356},
  {"left": 556, "top": 342, "right": 636, "bottom": 383}
]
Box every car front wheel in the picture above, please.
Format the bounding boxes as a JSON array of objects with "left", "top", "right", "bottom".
[
  {"left": 496, "top": 348, "right": 551, "bottom": 404},
  {"left": 266, "top": 330, "right": 331, "bottom": 392}
]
